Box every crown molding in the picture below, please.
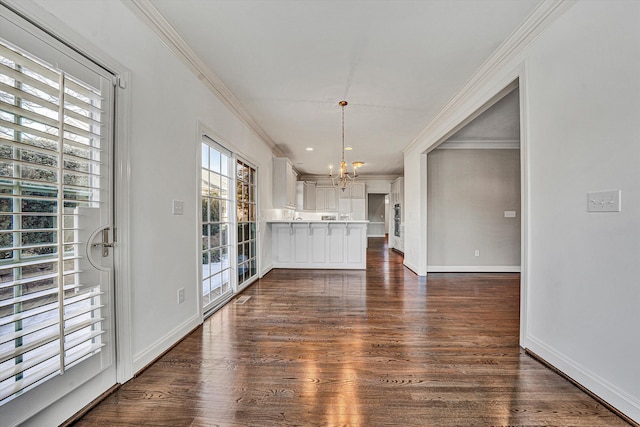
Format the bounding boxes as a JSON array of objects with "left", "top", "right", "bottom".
[
  {"left": 299, "top": 174, "right": 401, "bottom": 182},
  {"left": 404, "top": 0, "right": 575, "bottom": 155},
  {"left": 126, "top": 0, "right": 284, "bottom": 157},
  {"left": 437, "top": 139, "right": 520, "bottom": 150}
]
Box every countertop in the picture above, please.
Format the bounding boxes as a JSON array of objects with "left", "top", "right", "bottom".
[{"left": 266, "top": 219, "right": 369, "bottom": 224}]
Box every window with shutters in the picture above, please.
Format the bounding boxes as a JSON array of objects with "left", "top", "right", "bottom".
[{"left": 0, "top": 39, "right": 105, "bottom": 404}]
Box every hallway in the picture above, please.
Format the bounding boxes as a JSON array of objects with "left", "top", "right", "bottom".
[{"left": 73, "top": 238, "right": 629, "bottom": 426}]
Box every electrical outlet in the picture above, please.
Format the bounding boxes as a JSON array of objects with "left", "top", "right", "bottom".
[
  {"left": 474, "top": 250, "right": 480, "bottom": 257},
  {"left": 172, "top": 199, "right": 184, "bottom": 215},
  {"left": 504, "top": 210, "right": 517, "bottom": 218},
  {"left": 177, "top": 288, "right": 185, "bottom": 304}
]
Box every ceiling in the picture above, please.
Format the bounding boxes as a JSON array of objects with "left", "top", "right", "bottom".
[{"left": 147, "top": 0, "right": 539, "bottom": 176}]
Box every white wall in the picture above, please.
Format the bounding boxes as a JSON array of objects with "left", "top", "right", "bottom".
[
  {"left": 404, "top": 1, "right": 640, "bottom": 422},
  {"left": 427, "top": 149, "right": 520, "bottom": 271},
  {"left": 13, "top": 0, "right": 276, "bottom": 424}
]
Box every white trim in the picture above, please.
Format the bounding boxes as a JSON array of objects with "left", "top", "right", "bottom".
[
  {"left": 525, "top": 336, "right": 640, "bottom": 423},
  {"left": 132, "top": 313, "right": 200, "bottom": 373},
  {"left": 427, "top": 265, "right": 521, "bottom": 273},
  {"left": 260, "top": 264, "right": 273, "bottom": 278},
  {"left": 195, "top": 125, "right": 205, "bottom": 323},
  {"left": 403, "top": 260, "right": 419, "bottom": 275},
  {"left": 518, "top": 64, "right": 531, "bottom": 349},
  {"left": 437, "top": 140, "right": 520, "bottom": 150},
  {"left": 113, "top": 70, "right": 134, "bottom": 383},
  {"left": 403, "top": 0, "right": 574, "bottom": 156},
  {"left": 197, "top": 121, "right": 262, "bottom": 317},
  {"left": 299, "top": 173, "right": 402, "bottom": 181},
  {"left": 125, "top": 0, "right": 283, "bottom": 158}
]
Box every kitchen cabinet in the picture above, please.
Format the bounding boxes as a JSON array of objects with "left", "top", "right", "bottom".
[
  {"left": 338, "top": 182, "right": 365, "bottom": 199},
  {"left": 351, "top": 182, "right": 365, "bottom": 199},
  {"left": 269, "top": 220, "right": 368, "bottom": 269},
  {"left": 316, "top": 186, "right": 338, "bottom": 211},
  {"left": 273, "top": 157, "right": 298, "bottom": 209},
  {"left": 296, "top": 181, "right": 316, "bottom": 211}
]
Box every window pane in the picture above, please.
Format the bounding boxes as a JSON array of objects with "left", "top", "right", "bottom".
[
  {"left": 210, "top": 248, "right": 221, "bottom": 275},
  {"left": 209, "top": 198, "right": 220, "bottom": 222},
  {"left": 201, "top": 197, "right": 208, "bottom": 222},
  {"left": 220, "top": 224, "right": 228, "bottom": 246},
  {"left": 220, "top": 153, "right": 228, "bottom": 176},
  {"left": 210, "top": 148, "right": 220, "bottom": 173},
  {"left": 202, "top": 145, "right": 209, "bottom": 169},
  {"left": 220, "top": 176, "right": 228, "bottom": 199}
]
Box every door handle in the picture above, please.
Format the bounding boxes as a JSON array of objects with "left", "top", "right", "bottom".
[{"left": 92, "top": 228, "right": 114, "bottom": 257}]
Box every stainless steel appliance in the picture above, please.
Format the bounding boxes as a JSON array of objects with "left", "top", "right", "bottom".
[{"left": 393, "top": 203, "right": 401, "bottom": 237}]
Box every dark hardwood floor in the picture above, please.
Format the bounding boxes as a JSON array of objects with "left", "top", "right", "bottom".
[{"left": 73, "top": 237, "right": 630, "bottom": 426}]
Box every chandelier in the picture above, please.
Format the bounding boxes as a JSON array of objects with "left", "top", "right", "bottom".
[{"left": 329, "top": 100, "right": 364, "bottom": 191}]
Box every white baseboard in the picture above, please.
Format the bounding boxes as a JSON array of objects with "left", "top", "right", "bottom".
[
  {"left": 403, "top": 260, "right": 419, "bottom": 275},
  {"left": 525, "top": 336, "right": 640, "bottom": 424},
  {"left": 428, "top": 265, "right": 521, "bottom": 273},
  {"left": 260, "top": 263, "right": 273, "bottom": 278},
  {"left": 132, "top": 312, "right": 200, "bottom": 373}
]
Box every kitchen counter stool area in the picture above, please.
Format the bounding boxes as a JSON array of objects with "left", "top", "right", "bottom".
[{"left": 268, "top": 221, "right": 368, "bottom": 269}]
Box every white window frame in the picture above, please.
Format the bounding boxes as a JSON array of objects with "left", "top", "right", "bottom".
[{"left": 197, "top": 125, "right": 260, "bottom": 317}]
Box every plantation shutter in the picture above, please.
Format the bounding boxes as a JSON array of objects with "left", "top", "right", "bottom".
[{"left": 0, "top": 38, "right": 106, "bottom": 404}]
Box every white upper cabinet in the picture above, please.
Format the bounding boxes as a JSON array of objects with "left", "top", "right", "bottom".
[
  {"left": 351, "top": 182, "right": 365, "bottom": 199},
  {"left": 297, "top": 181, "right": 316, "bottom": 211},
  {"left": 273, "top": 157, "right": 298, "bottom": 209},
  {"left": 316, "top": 186, "right": 338, "bottom": 211},
  {"left": 338, "top": 182, "right": 365, "bottom": 199}
]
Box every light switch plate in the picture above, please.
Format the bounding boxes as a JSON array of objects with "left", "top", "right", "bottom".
[
  {"left": 504, "top": 210, "right": 517, "bottom": 218},
  {"left": 587, "top": 190, "right": 621, "bottom": 212},
  {"left": 172, "top": 199, "right": 184, "bottom": 215}
]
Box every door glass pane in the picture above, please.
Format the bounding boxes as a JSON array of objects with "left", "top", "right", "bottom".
[
  {"left": 201, "top": 140, "right": 233, "bottom": 311},
  {"left": 236, "top": 159, "right": 257, "bottom": 289}
]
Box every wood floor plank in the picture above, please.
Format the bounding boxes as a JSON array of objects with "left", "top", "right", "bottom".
[{"left": 73, "top": 237, "right": 631, "bottom": 426}]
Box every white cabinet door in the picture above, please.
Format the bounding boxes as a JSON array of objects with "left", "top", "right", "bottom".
[
  {"left": 293, "top": 225, "right": 309, "bottom": 263},
  {"left": 339, "top": 199, "right": 351, "bottom": 219},
  {"left": 273, "top": 224, "right": 293, "bottom": 263},
  {"left": 346, "top": 225, "right": 364, "bottom": 264},
  {"left": 316, "top": 187, "right": 338, "bottom": 211},
  {"left": 311, "top": 225, "right": 328, "bottom": 263},
  {"left": 326, "top": 187, "right": 338, "bottom": 211},
  {"left": 316, "top": 187, "right": 326, "bottom": 211},
  {"left": 351, "top": 182, "right": 366, "bottom": 199},
  {"left": 328, "top": 224, "right": 345, "bottom": 263},
  {"left": 287, "top": 163, "right": 298, "bottom": 208},
  {"left": 303, "top": 182, "right": 316, "bottom": 210},
  {"left": 273, "top": 158, "right": 297, "bottom": 209},
  {"left": 351, "top": 199, "right": 366, "bottom": 220}
]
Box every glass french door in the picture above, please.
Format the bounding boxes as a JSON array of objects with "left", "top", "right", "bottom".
[
  {"left": 236, "top": 158, "right": 257, "bottom": 289},
  {"left": 0, "top": 8, "right": 116, "bottom": 424},
  {"left": 201, "top": 139, "right": 233, "bottom": 311},
  {"left": 200, "top": 140, "right": 259, "bottom": 312}
]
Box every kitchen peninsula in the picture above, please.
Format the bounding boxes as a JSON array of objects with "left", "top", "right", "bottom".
[{"left": 268, "top": 220, "right": 368, "bottom": 269}]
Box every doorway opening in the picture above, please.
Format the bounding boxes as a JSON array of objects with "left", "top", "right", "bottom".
[
  {"left": 426, "top": 88, "right": 521, "bottom": 273},
  {"left": 367, "top": 193, "right": 388, "bottom": 238}
]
